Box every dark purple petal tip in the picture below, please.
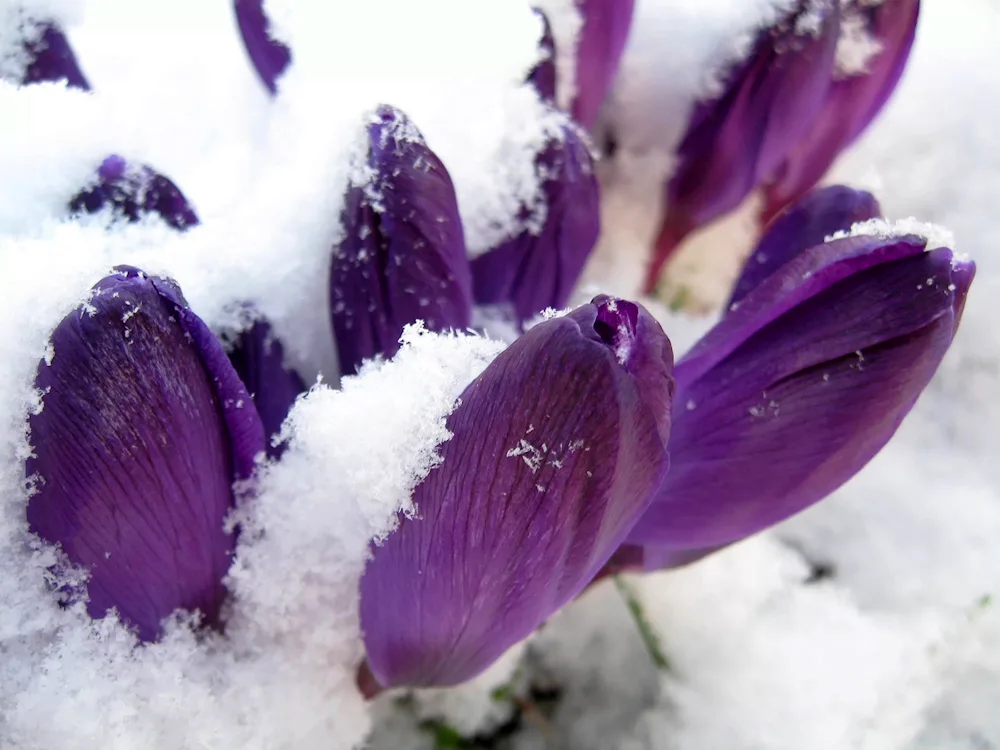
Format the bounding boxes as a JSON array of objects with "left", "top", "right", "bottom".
[
  {"left": 527, "top": 8, "right": 556, "bottom": 102},
  {"left": 234, "top": 0, "right": 292, "bottom": 95},
  {"left": 360, "top": 296, "right": 673, "bottom": 688},
  {"left": 572, "top": 0, "right": 636, "bottom": 128},
  {"left": 627, "top": 238, "right": 974, "bottom": 560},
  {"left": 470, "top": 119, "right": 600, "bottom": 324},
  {"left": 26, "top": 266, "right": 266, "bottom": 641},
  {"left": 69, "top": 155, "right": 200, "bottom": 231},
  {"left": 729, "top": 185, "right": 882, "bottom": 307},
  {"left": 330, "top": 105, "right": 472, "bottom": 374},
  {"left": 19, "top": 23, "right": 90, "bottom": 90}
]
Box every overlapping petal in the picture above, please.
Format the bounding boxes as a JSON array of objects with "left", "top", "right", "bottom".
[
  {"left": 470, "top": 120, "right": 599, "bottom": 325},
  {"left": 572, "top": 0, "right": 636, "bottom": 128},
  {"left": 360, "top": 295, "right": 673, "bottom": 687},
  {"left": 26, "top": 267, "right": 266, "bottom": 641},
  {"left": 330, "top": 105, "right": 472, "bottom": 373}
]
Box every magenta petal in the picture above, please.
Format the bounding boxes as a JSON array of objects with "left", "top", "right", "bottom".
[
  {"left": 360, "top": 296, "right": 673, "bottom": 688},
  {"left": 763, "top": 0, "right": 920, "bottom": 220},
  {"left": 470, "top": 119, "right": 599, "bottom": 324},
  {"left": 330, "top": 106, "right": 472, "bottom": 373},
  {"left": 646, "top": 1, "right": 841, "bottom": 291},
  {"left": 627, "top": 244, "right": 974, "bottom": 553},
  {"left": 69, "top": 155, "right": 199, "bottom": 231},
  {"left": 572, "top": 0, "right": 635, "bottom": 128},
  {"left": 26, "top": 267, "right": 266, "bottom": 641},
  {"left": 728, "top": 185, "right": 882, "bottom": 307},
  {"left": 234, "top": 0, "right": 291, "bottom": 95},
  {"left": 19, "top": 23, "right": 90, "bottom": 90}
]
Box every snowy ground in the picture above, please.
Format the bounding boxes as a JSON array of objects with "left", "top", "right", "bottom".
[{"left": 1, "top": 0, "right": 998, "bottom": 748}]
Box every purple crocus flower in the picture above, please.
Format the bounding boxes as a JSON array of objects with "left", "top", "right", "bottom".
[
  {"left": 69, "top": 155, "right": 200, "bottom": 231},
  {"left": 527, "top": 8, "right": 556, "bottom": 103},
  {"left": 17, "top": 22, "right": 90, "bottom": 89},
  {"left": 762, "top": 0, "right": 920, "bottom": 222},
  {"left": 227, "top": 317, "right": 307, "bottom": 457},
  {"left": 645, "top": 0, "right": 841, "bottom": 291},
  {"left": 470, "top": 120, "right": 600, "bottom": 325},
  {"left": 360, "top": 295, "right": 674, "bottom": 688},
  {"left": 26, "top": 267, "right": 266, "bottom": 642},
  {"left": 623, "top": 224, "right": 974, "bottom": 570},
  {"left": 234, "top": 0, "right": 292, "bottom": 95},
  {"left": 571, "top": 0, "right": 635, "bottom": 128},
  {"left": 330, "top": 105, "right": 472, "bottom": 373}
]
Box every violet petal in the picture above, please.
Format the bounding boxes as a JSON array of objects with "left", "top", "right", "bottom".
[
  {"left": 763, "top": 0, "right": 920, "bottom": 221},
  {"left": 470, "top": 120, "right": 600, "bottom": 325},
  {"left": 227, "top": 318, "right": 306, "bottom": 458},
  {"left": 646, "top": 1, "right": 841, "bottom": 292},
  {"left": 527, "top": 8, "right": 557, "bottom": 102},
  {"left": 360, "top": 296, "right": 673, "bottom": 688},
  {"left": 572, "top": 0, "right": 636, "bottom": 128},
  {"left": 728, "top": 185, "right": 882, "bottom": 307},
  {"left": 69, "top": 155, "right": 199, "bottom": 231},
  {"left": 19, "top": 23, "right": 90, "bottom": 90},
  {"left": 330, "top": 106, "right": 472, "bottom": 373},
  {"left": 234, "top": 0, "right": 292, "bottom": 95},
  {"left": 26, "top": 267, "right": 266, "bottom": 641},
  {"left": 627, "top": 242, "right": 974, "bottom": 553}
]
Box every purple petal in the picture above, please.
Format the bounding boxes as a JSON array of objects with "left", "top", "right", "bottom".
[
  {"left": 360, "top": 295, "right": 673, "bottom": 688},
  {"left": 19, "top": 23, "right": 90, "bottom": 90},
  {"left": 470, "top": 120, "right": 600, "bottom": 324},
  {"left": 26, "top": 267, "right": 266, "bottom": 641},
  {"left": 763, "top": 0, "right": 920, "bottom": 221},
  {"left": 234, "top": 0, "right": 292, "bottom": 95},
  {"left": 626, "top": 243, "right": 974, "bottom": 553},
  {"left": 572, "top": 0, "right": 635, "bottom": 128},
  {"left": 527, "top": 8, "right": 556, "bottom": 102},
  {"left": 728, "top": 185, "right": 882, "bottom": 307},
  {"left": 646, "top": 1, "right": 840, "bottom": 292},
  {"left": 330, "top": 106, "right": 472, "bottom": 373},
  {"left": 227, "top": 317, "right": 306, "bottom": 458},
  {"left": 69, "top": 155, "right": 199, "bottom": 231}
]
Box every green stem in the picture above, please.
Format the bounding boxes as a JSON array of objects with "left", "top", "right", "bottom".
[{"left": 613, "top": 576, "right": 670, "bottom": 671}]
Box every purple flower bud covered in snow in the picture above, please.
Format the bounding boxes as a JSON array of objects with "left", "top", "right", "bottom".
[
  {"left": 571, "top": 0, "right": 635, "bottom": 128},
  {"left": 227, "top": 317, "right": 306, "bottom": 457},
  {"left": 234, "top": 0, "right": 292, "bottom": 95},
  {"left": 470, "top": 120, "right": 600, "bottom": 325},
  {"left": 527, "top": 8, "right": 556, "bottom": 102},
  {"left": 763, "top": 0, "right": 920, "bottom": 222},
  {"left": 69, "top": 155, "right": 200, "bottom": 231},
  {"left": 17, "top": 22, "right": 90, "bottom": 90},
  {"left": 330, "top": 105, "right": 472, "bottom": 373},
  {"left": 625, "top": 226, "right": 974, "bottom": 569},
  {"left": 26, "top": 267, "right": 266, "bottom": 641},
  {"left": 360, "top": 296, "right": 674, "bottom": 687}
]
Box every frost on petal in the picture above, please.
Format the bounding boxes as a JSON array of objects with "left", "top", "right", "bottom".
[
  {"left": 25, "top": 267, "right": 266, "bottom": 642},
  {"left": 572, "top": 0, "right": 636, "bottom": 128},
  {"left": 234, "top": 0, "right": 292, "bottom": 94},
  {"left": 19, "top": 23, "right": 90, "bottom": 89},
  {"left": 728, "top": 185, "right": 881, "bottom": 307},
  {"left": 646, "top": 0, "right": 841, "bottom": 292},
  {"left": 470, "top": 119, "right": 599, "bottom": 325},
  {"left": 627, "top": 242, "right": 974, "bottom": 555},
  {"left": 360, "top": 296, "right": 672, "bottom": 688},
  {"left": 69, "top": 155, "right": 199, "bottom": 231},
  {"left": 762, "top": 0, "right": 920, "bottom": 221},
  {"left": 330, "top": 106, "right": 472, "bottom": 373}
]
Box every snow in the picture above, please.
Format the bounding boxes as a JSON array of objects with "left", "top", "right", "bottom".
[{"left": 1, "top": 0, "right": 999, "bottom": 747}]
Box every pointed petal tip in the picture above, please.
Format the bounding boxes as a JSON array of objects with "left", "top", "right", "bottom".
[
  {"left": 20, "top": 23, "right": 90, "bottom": 90},
  {"left": 234, "top": 0, "right": 292, "bottom": 95}
]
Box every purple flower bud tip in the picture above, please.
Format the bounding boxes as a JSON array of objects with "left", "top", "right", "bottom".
[
  {"left": 729, "top": 185, "right": 882, "bottom": 307},
  {"left": 572, "top": 0, "right": 636, "bottom": 129},
  {"left": 626, "top": 232, "right": 974, "bottom": 565},
  {"left": 470, "top": 119, "right": 600, "bottom": 324},
  {"left": 234, "top": 0, "right": 292, "bottom": 95},
  {"left": 69, "top": 155, "right": 199, "bottom": 231},
  {"left": 26, "top": 266, "right": 266, "bottom": 641},
  {"left": 330, "top": 105, "right": 472, "bottom": 373},
  {"left": 527, "top": 8, "right": 556, "bottom": 102},
  {"left": 227, "top": 316, "right": 306, "bottom": 458},
  {"left": 360, "top": 296, "right": 673, "bottom": 688},
  {"left": 20, "top": 23, "right": 90, "bottom": 90}
]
